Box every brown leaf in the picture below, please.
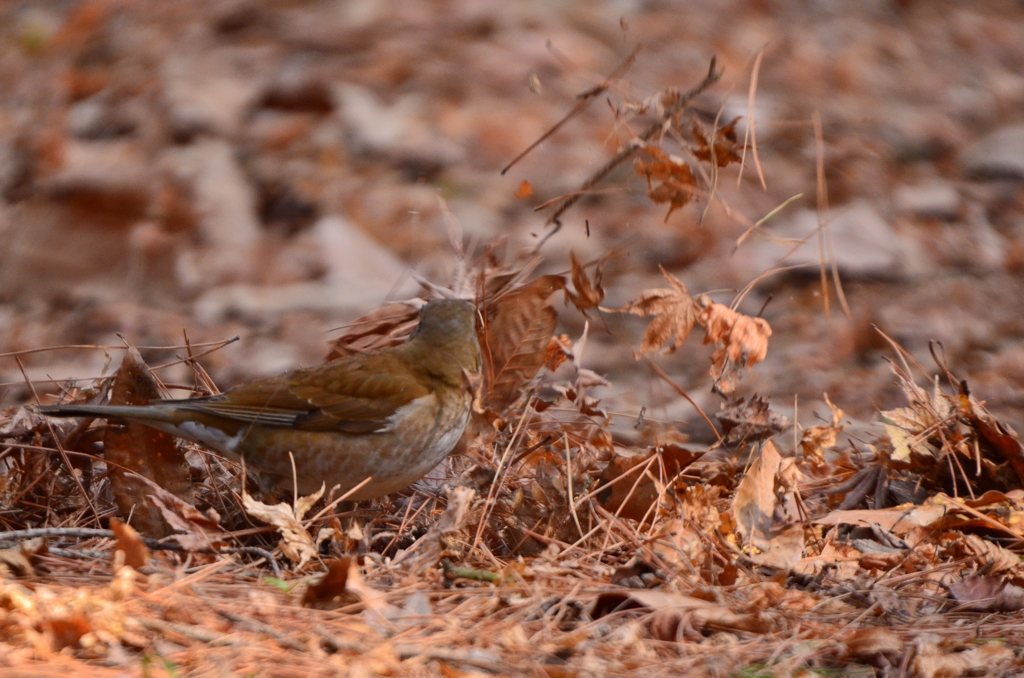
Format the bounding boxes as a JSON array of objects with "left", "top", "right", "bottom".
[
  {"left": 109, "top": 517, "right": 149, "bottom": 570},
  {"left": 564, "top": 251, "right": 609, "bottom": 313},
  {"left": 597, "top": 445, "right": 700, "bottom": 522},
  {"left": 0, "top": 538, "right": 48, "bottom": 577},
  {"left": 691, "top": 116, "right": 743, "bottom": 167},
  {"left": 325, "top": 303, "right": 421, "bottom": 361},
  {"left": 44, "top": 615, "right": 91, "bottom": 651},
  {"left": 731, "top": 441, "right": 781, "bottom": 551},
  {"left": 480, "top": 275, "right": 564, "bottom": 413},
  {"left": 591, "top": 590, "right": 770, "bottom": 636},
  {"left": 634, "top": 147, "right": 696, "bottom": 221},
  {"left": 612, "top": 267, "right": 700, "bottom": 355},
  {"left": 131, "top": 472, "right": 226, "bottom": 551},
  {"left": 914, "top": 640, "right": 1014, "bottom": 678},
  {"left": 716, "top": 395, "right": 791, "bottom": 446},
  {"left": 700, "top": 299, "right": 772, "bottom": 395},
  {"left": 843, "top": 628, "right": 904, "bottom": 661},
  {"left": 303, "top": 558, "right": 360, "bottom": 610},
  {"left": 104, "top": 347, "right": 193, "bottom": 538},
  {"left": 949, "top": 576, "right": 1024, "bottom": 612}
]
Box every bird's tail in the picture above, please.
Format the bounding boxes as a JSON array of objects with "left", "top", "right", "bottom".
[{"left": 33, "top": 404, "right": 176, "bottom": 423}]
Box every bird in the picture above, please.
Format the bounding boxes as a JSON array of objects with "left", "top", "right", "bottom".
[{"left": 37, "top": 299, "right": 481, "bottom": 501}]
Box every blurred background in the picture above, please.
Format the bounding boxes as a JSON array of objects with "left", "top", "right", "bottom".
[{"left": 2, "top": 0, "right": 1023, "bottom": 441}]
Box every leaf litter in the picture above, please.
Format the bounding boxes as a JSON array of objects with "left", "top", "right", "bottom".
[{"left": 3, "top": 57, "right": 1024, "bottom": 678}]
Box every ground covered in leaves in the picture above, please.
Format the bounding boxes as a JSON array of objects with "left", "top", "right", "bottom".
[{"left": 4, "top": 0, "right": 1024, "bottom": 676}]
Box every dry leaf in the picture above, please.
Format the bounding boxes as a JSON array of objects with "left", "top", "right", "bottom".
[
  {"left": 480, "top": 275, "right": 564, "bottom": 413},
  {"left": 242, "top": 483, "right": 324, "bottom": 567},
  {"left": 326, "top": 302, "right": 421, "bottom": 360},
  {"left": 914, "top": 636, "right": 1014, "bottom": 678},
  {"left": 564, "top": 251, "right": 609, "bottom": 313},
  {"left": 109, "top": 518, "right": 149, "bottom": 570},
  {"left": 303, "top": 558, "right": 360, "bottom": 610},
  {"left": 0, "top": 538, "right": 48, "bottom": 577},
  {"left": 699, "top": 298, "right": 772, "bottom": 395},
  {"left": 634, "top": 147, "right": 697, "bottom": 221},
  {"left": 104, "top": 347, "right": 193, "bottom": 538},
  {"left": 611, "top": 267, "right": 700, "bottom": 355},
  {"left": 130, "top": 472, "right": 226, "bottom": 551},
  {"left": 691, "top": 116, "right": 743, "bottom": 167},
  {"left": 591, "top": 589, "right": 770, "bottom": 636},
  {"left": 597, "top": 445, "right": 700, "bottom": 522},
  {"left": 948, "top": 576, "right": 1024, "bottom": 612}
]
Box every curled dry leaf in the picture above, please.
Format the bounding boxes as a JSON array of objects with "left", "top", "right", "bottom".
[
  {"left": 241, "top": 483, "right": 324, "bottom": 567},
  {"left": 700, "top": 299, "right": 771, "bottom": 395},
  {"left": 325, "top": 302, "right": 421, "bottom": 360},
  {"left": 480, "top": 275, "right": 564, "bottom": 413},
  {"left": 302, "top": 557, "right": 361, "bottom": 610},
  {"left": 691, "top": 116, "right": 743, "bottom": 167},
  {"left": 716, "top": 394, "right": 790, "bottom": 446},
  {"left": 634, "top": 146, "right": 697, "bottom": 221},
  {"left": 611, "top": 267, "right": 700, "bottom": 355},
  {"left": 129, "top": 472, "right": 226, "bottom": 551},
  {"left": 565, "top": 251, "right": 609, "bottom": 313},
  {"left": 109, "top": 517, "right": 149, "bottom": 570}
]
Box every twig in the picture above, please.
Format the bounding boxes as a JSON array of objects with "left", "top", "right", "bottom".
[{"left": 537, "top": 57, "right": 722, "bottom": 242}]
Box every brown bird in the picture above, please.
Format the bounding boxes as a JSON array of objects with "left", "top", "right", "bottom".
[{"left": 38, "top": 299, "right": 481, "bottom": 500}]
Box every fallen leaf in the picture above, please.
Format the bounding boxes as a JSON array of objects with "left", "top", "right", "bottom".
[
  {"left": 104, "top": 347, "right": 193, "bottom": 538},
  {"left": 634, "top": 147, "right": 697, "bottom": 221},
  {"left": 691, "top": 116, "right": 743, "bottom": 167},
  {"left": 591, "top": 589, "right": 770, "bottom": 637},
  {"left": 303, "top": 558, "right": 360, "bottom": 610},
  {"left": 109, "top": 517, "right": 149, "bottom": 570},
  {"left": 325, "top": 302, "right": 421, "bottom": 360},
  {"left": 610, "top": 267, "right": 700, "bottom": 355},
  {"left": 564, "top": 251, "right": 610, "bottom": 313},
  {"left": 699, "top": 298, "right": 771, "bottom": 394},
  {"left": 131, "top": 472, "right": 225, "bottom": 551},
  {"left": 480, "top": 275, "right": 564, "bottom": 413},
  {"left": 242, "top": 483, "right": 325, "bottom": 567},
  {"left": 948, "top": 576, "right": 1024, "bottom": 612}
]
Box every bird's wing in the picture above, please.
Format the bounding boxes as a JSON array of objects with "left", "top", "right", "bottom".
[{"left": 174, "top": 353, "right": 430, "bottom": 434}]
